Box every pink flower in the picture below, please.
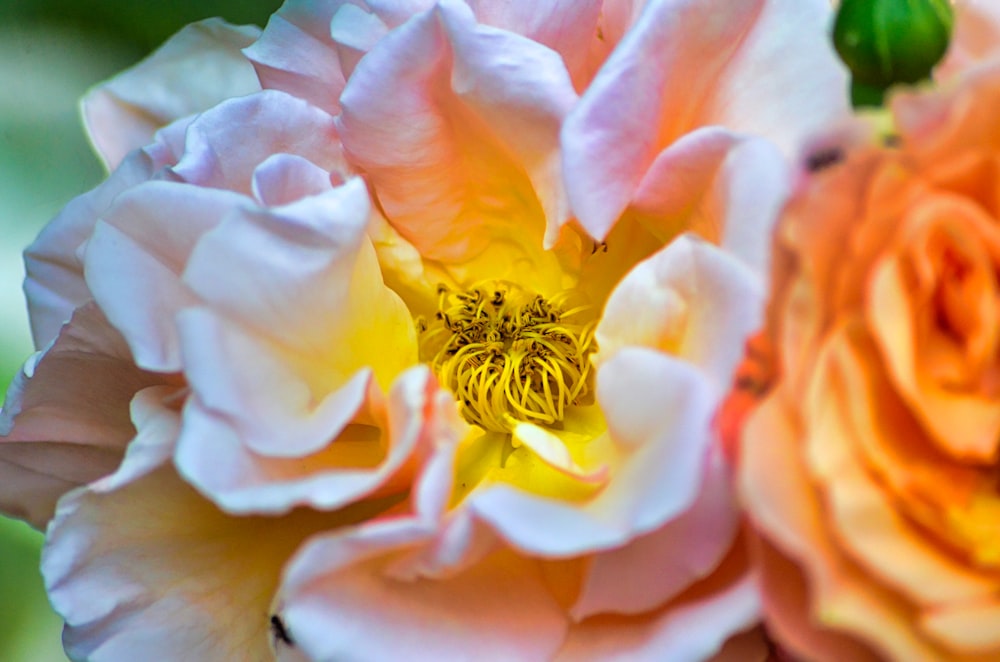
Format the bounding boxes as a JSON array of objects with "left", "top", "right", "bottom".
[{"left": 1, "top": 1, "right": 848, "bottom": 659}]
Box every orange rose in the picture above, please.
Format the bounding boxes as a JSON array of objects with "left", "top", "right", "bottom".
[{"left": 734, "top": 57, "right": 1000, "bottom": 660}]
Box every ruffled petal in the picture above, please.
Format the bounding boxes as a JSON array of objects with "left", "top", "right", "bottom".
[
  {"left": 740, "top": 394, "right": 950, "bottom": 661},
  {"left": 0, "top": 304, "right": 163, "bottom": 528},
  {"left": 251, "top": 153, "right": 341, "bottom": 207},
  {"left": 462, "top": 0, "right": 602, "bottom": 90},
  {"left": 596, "top": 234, "right": 764, "bottom": 389},
  {"left": 175, "top": 364, "right": 449, "bottom": 515},
  {"left": 330, "top": 4, "right": 395, "bottom": 79},
  {"left": 84, "top": 181, "right": 248, "bottom": 372},
  {"left": 751, "top": 536, "right": 882, "bottom": 662},
  {"left": 563, "top": 0, "right": 846, "bottom": 241},
  {"left": 453, "top": 348, "right": 714, "bottom": 556},
  {"left": 804, "top": 330, "right": 998, "bottom": 606},
  {"left": 171, "top": 90, "right": 347, "bottom": 196},
  {"left": 244, "top": 0, "right": 354, "bottom": 115},
  {"left": 280, "top": 518, "right": 568, "bottom": 661},
  {"left": 868, "top": 209, "right": 1000, "bottom": 462},
  {"left": 557, "top": 568, "right": 761, "bottom": 662},
  {"left": 336, "top": 0, "right": 603, "bottom": 88},
  {"left": 337, "top": 0, "right": 577, "bottom": 288},
  {"left": 42, "top": 386, "right": 397, "bottom": 662},
  {"left": 178, "top": 313, "right": 374, "bottom": 461},
  {"left": 181, "top": 179, "right": 416, "bottom": 393},
  {"left": 83, "top": 19, "right": 261, "bottom": 171},
  {"left": 577, "top": 130, "right": 789, "bottom": 281},
  {"left": 629, "top": 127, "right": 743, "bottom": 240},
  {"left": 570, "top": 447, "right": 739, "bottom": 619}
]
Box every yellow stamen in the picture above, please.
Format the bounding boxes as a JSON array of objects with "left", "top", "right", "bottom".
[{"left": 417, "top": 282, "right": 597, "bottom": 433}]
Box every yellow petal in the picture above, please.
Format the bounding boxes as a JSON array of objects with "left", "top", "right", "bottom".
[{"left": 511, "top": 422, "right": 608, "bottom": 484}]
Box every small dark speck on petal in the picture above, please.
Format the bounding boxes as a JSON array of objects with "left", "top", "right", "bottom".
[{"left": 805, "top": 147, "right": 844, "bottom": 172}]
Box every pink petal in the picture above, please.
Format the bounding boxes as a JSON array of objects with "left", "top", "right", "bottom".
[
  {"left": 84, "top": 181, "right": 248, "bottom": 372},
  {"left": 596, "top": 0, "right": 648, "bottom": 51},
  {"left": 629, "top": 127, "right": 743, "bottom": 241},
  {"left": 337, "top": 0, "right": 576, "bottom": 268},
  {"left": 693, "top": 0, "right": 848, "bottom": 152},
  {"left": 363, "top": 0, "right": 442, "bottom": 26},
  {"left": 0, "top": 304, "right": 164, "bottom": 528},
  {"left": 410, "top": 386, "right": 468, "bottom": 521},
  {"left": 707, "top": 137, "right": 790, "bottom": 275},
  {"left": 389, "top": 507, "right": 502, "bottom": 580},
  {"left": 178, "top": 308, "right": 374, "bottom": 460},
  {"left": 331, "top": 0, "right": 602, "bottom": 90},
  {"left": 556, "top": 571, "right": 761, "bottom": 661},
  {"left": 281, "top": 518, "right": 568, "bottom": 661},
  {"left": 330, "top": 4, "right": 393, "bottom": 79},
  {"left": 175, "top": 363, "right": 453, "bottom": 515},
  {"left": 83, "top": 19, "right": 261, "bottom": 170},
  {"left": 570, "top": 447, "right": 740, "bottom": 619},
  {"left": 42, "top": 387, "right": 392, "bottom": 662},
  {"left": 244, "top": 0, "right": 354, "bottom": 114},
  {"left": 628, "top": 132, "right": 789, "bottom": 277},
  {"left": 171, "top": 90, "right": 347, "bottom": 196},
  {"left": 563, "top": 0, "right": 847, "bottom": 241},
  {"left": 463, "top": 0, "right": 602, "bottom": 90}
]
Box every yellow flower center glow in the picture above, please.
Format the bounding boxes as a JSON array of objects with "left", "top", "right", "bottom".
[{"left": 417, "top": 282, "right": 597, "bottom": 433}]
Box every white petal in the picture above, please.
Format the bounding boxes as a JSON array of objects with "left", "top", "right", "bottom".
[
  {"left": 85, "top": 181, "right": 247, "bottom": 372},
  {"left": 171, "top": 90, "right": 348, "bottom": 195},
  {"left": 251, "top": 153, "right": 339, "bottom": 207},
  {"left": 597, "top": 234, "right": 764, "bottom": 389},
  {"left": 83, "top": 19, "right": 261, "bottom": 170}
]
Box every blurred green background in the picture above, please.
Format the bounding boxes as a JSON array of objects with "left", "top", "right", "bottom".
[{"left": 0, "top": 2, "right": 280, "bottom": 660}]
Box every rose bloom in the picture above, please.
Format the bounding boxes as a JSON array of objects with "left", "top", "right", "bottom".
[
  {"left": 731, "top": 8, "right": 1000, "bottom": 660},
  {"left": 0, "top": 1, "right": 846, "bottom": 660}
]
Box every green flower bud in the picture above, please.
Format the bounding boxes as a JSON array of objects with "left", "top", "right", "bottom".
[{"left": 833, "top": 0, "right": 954, "bottom": 106}]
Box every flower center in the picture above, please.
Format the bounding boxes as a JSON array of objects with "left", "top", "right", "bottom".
[{"left": 417, "top": 282, "right": 597, "bottom": 433}]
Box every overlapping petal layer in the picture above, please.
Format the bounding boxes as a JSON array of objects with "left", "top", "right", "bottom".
[
  {"left": 82, "top": 19, "right": 262, "bottom": 171},
  {"left": 562, "top": 0, "right": 848, "bottom": 244}
]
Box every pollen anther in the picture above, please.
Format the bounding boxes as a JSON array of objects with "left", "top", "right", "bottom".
[{"left": 417, "top": 282, "right": 597, "bottom": 432}]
